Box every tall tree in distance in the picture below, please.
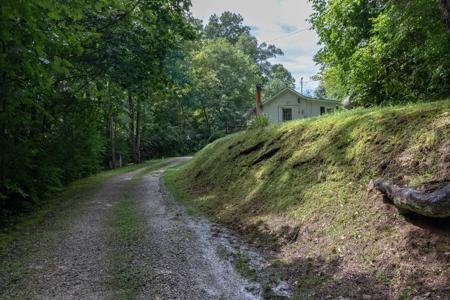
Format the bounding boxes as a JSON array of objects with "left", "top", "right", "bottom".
[
  {"left": 204, "top": 12, "right": 284, "bottom": 81},
  {"left": 204, "top": 12, "right": 251, "bottom": 44},
  {"left": 263, "top": 64, "right": 296, "bottom": 99},
  {"left": 189, "top": 39, "right": 260, "bottom": 135},
  {"left": 236, "top": 33, "right": 284, "bottom": 81}
]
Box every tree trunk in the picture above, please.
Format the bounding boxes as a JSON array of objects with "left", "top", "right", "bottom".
[
  {"left": 370, "top": 179, "right": 450, "bottom": 218},
  {"left": 128, "top": 90, "right": 137, "bottom": 163},
  {"left": 0, "top": 69, "right": 6, "bottom": 194},
  {"left": 134, "top": 96, "right": 141, "bottom": 164},
  {"left": 439, "top": 0, "right": 450, "bottom": 38},
  {"left": 202, "top": 106, "right": 211, "bottom": 136},
  {"left": 109, "top": 111, "right": 116, "bottom": 169}
]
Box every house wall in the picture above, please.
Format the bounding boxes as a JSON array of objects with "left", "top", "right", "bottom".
[{"left": 262, "top": 91, "right": 338, "bottom": 124}]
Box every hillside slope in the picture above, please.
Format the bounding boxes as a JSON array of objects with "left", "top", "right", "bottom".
[{"left": 169, "top": 100, "right": 450, "bottom": 299}]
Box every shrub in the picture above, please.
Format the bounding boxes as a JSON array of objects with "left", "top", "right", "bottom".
[{"left": 247, "top": 115, "right": 269, "bottom": 130}]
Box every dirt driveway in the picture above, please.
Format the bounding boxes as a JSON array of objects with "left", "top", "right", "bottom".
[{"left": 1, "top": 158, "right": 289, "bottom": 299}]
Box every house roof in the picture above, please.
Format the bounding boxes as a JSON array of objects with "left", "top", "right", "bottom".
[{"left": 262, "top": 87, "right": 340, "bottom": 106}]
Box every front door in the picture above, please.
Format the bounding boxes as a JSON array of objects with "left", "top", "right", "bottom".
[{"left": 282, "top": 108, "right": 292, "bottom": 122}]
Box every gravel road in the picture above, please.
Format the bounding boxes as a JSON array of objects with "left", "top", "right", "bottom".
[{"left": 2, "top": 158, "right": 287, "bottom": 299}]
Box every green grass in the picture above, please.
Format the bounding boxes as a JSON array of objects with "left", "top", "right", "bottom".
[
  {"left": 232, "top": 251, "right": 258, "bottom": 281},
  {"left": 164, "top": 161, "right": 198, "bottom": 216},
  {"left": 109, "top": 195, "right": 145, "bottom": 300},
  {"left": 168, "top": 99, "right": 450, "bottom": 298}
]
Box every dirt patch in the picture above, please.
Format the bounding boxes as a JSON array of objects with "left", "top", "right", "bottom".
[
  {"left": 292, "top": 156, "right": 317, "bottom": 168},
  {"left": 237, "top": 141, "right": 266, "bottom": 157},
  {"left": 228, "top": 140, "right": 244, "bottom": 150},
  {"left": 251, "top": 147, "right": 281, "bottom": 166}
]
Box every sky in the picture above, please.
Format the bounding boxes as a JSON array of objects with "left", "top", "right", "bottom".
[{"left": 190, "top": 0, "right": 321, "bottom": 93}]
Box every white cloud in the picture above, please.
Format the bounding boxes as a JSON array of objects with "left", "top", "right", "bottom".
[{"left": 190, "top": 0, "right": 321, "bottom": 92}]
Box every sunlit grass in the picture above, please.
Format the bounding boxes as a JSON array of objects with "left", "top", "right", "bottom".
[{"left": 168, "top": 99, "right": 450, "bottom": 298}]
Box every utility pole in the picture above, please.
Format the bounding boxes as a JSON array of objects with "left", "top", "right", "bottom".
[{"left": 300, "top": 77, "right": 303, "bottom": 94}]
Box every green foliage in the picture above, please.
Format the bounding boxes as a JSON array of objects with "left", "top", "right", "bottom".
[
  {"left": 204, "top": 11, "right": 284, "bottom": 79},
  {"left": 109, "top": 196, "right": 145, "bottom": 299},
  {"left": 189, "top": 39, "right": 260, "bottom": 134},
  {"left": 0, "top": 0, "right": 194, "bottom": 213},
  {"left": 310, "top": 0, "right": 450, "bottom": 104},
  {"left": 263, "top": 64, "right": 296, "bottom": 99},
  {"left": 247, "top": 115, "right": 270, "bottom": 130},
  {"left": 204, "top": 12, "right": 251, "bottom": 44},
  {"left": 179, "top": 11, "right": 292, "bottom": 144}
]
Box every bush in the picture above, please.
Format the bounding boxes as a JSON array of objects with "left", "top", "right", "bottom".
[{"left": 247, "top": 115, "right": 269, "bottom": 130}]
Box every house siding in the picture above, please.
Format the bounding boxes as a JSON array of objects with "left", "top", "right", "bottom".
[{"left": 261, "top": 90, "right": 338, "bottom": 124}]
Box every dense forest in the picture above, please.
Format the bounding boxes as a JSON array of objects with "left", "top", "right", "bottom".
[
  {"left": 0, "top": 1, "right": 293, "bottom": 215},
  {"left": 1, "top": 0, "right": 449, "bottom": 216}
]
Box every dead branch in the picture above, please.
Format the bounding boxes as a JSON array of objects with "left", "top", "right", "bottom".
[{"left": 370, "top": 179, "right": 450, "bottom": 218}]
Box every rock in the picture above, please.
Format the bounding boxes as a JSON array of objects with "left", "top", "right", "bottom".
[
  {"left": 343, "top": 96, "right": 352, "bottom": 109},
  {"left": 271, "top": 281, "right": 292, "bottom": 298}
]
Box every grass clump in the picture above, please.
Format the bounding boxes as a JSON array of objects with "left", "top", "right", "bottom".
[
  {"left": 169, "top": 100, "right": 450, "bottom": 298},
  {"left": 164, "top": 163, "right": 198, "bottom": 216},
  {"left": 109, "top": 196, "right": 145, "bottom": 300}
]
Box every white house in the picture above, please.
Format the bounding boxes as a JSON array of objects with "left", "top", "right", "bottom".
[{"left": 247, "top": 87, "right": 340, "bottom": 124}]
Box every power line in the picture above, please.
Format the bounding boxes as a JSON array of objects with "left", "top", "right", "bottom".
[{"left": 265, "top": 28, "right": 310, "bottom": 43}]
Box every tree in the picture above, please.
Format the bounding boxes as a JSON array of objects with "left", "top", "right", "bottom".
[
  {"left": 263, "top": 64, "right": 296, "bottom": 99},
  {"left": 309, "top": 0, "right": 450, "bottom": 104},
  {"left": 190, "top": 39, "right": 260, "bottom": 135},
  {"left": 314, "top": 83, "right": 327, "bottom": 99},
  {"left": 81, "top": 0, "right": 195, "bottom": 163},
  {"left": 204, "top": 12, "right": 284, "bottom": 81},
  {"left": 204, "top": 12, "right": 251, "bottom": 44},
  {"left": 236, "top": 33, "right": 284, "bottom": 80}
]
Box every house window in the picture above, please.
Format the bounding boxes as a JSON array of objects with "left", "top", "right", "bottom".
[
  {"left": 282, "top": 108, "right": 292, "bottom": 121},
  {"left": 326, "top": 108, "right": 333, "bottom": 113},
  {"left": 320, "top": 106, "right": 325, "bottom": 115}
]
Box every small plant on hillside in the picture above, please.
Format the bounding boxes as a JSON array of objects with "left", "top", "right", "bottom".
[{"left": 247, "top": 115, "right": 269, "bottom": 130}]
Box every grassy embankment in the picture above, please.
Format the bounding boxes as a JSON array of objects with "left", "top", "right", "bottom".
[
  {"left": 0, "top": 158, "right": 170, "bottom": 292},
  {"left": 166, "top": 100, "right": 450, "bottom": 299}
]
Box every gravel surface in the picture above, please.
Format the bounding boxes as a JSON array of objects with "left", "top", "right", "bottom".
[
  {"left": 132, "top": 162, "right": 258, "bottom": 300},
  {"left": 2, "top": 166, "right": 144, "bottom": 299},
  {"left": 2, "top": 158, "right": 283, "bottom": 299}
]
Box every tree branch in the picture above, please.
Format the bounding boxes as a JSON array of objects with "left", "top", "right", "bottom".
[{"left": 370, "top": 179, "right": 450, "bottom": 218}]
